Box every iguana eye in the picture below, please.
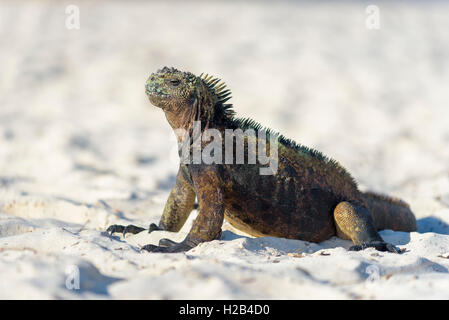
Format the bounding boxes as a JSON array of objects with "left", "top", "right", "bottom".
[{"left": 169, "top": 79, "right": 181, "bottom": 87}]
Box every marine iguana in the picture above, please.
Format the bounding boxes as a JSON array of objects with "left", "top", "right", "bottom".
[{"left": 107, "top": 67, "right": 417, "bottom": 253}]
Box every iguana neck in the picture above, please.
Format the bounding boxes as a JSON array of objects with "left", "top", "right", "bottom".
[{"left": 165, "top": 96, "right": 223, "bottom": 143}]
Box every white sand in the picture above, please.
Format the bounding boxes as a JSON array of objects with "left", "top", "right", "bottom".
[{"left": 1, "top": 0, "right": 449, "bottom": 299}]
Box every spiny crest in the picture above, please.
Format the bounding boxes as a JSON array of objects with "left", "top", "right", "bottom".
[
  {"left": 199, "top": 72, "right": 235, "bottom": 118},
  {"left": 232, "top": 117, "right": 357, "bottom": 185},
  {"left": 157, "top": 66, "right": 179, "bottom": 74}
]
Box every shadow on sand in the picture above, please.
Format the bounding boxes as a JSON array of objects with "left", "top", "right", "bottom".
[{"left": 417, "top": 216, "right": 449, "bottom": 235}]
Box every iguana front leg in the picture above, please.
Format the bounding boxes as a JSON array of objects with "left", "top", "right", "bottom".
[
  {"left": 142, "top": 166, "right": 224, "bottom": 253},
  {"left": 107, "top": 166, "right": 196, "bottom": 237}
]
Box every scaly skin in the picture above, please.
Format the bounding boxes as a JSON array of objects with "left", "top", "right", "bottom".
[{"left": 107, "top": 67, "right": 417, "bottom": 254}]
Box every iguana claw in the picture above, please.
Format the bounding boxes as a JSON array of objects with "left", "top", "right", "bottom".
[
  {"left": 349, "top": 241, "right": 402, "bottom": 254},
  {"left": 106, "top": 224, "right": 154, "bottom": 237}
]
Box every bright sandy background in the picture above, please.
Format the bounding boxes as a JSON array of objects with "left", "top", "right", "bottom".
[{"left": 1, "top": 0, "right": 449, "bottom": 299}]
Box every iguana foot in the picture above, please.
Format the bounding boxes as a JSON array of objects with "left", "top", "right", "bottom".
[
  {"left": 122, "top": 225, "right": 146, "bottom": 237},
  {"left": 159, "top": 238, "right": 178, "bottom": 247},
  {"left": 107, "top": 222, "right": 163, "bottom": 237},
  {"left": 349, "top": 241, "right": 402, "bottom": 253},
  {"left": 157, "top": 229, "right": 222, "bottom": 248},
  {"left": 141, "top": 240, "right": 194, "bottom": 253},
  {"left": 148, "top": 223, "right": 163, "bottom": 232},
  {"left": 107, "top": 224, "right": 145, "bottom": 237},
  {"left": 106, "top": 224, "right": 125, "bottom": 235}
]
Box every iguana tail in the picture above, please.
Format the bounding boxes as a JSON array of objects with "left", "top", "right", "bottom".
[{"left": 362, "top": 191, "right": 417, "bottom": 232}]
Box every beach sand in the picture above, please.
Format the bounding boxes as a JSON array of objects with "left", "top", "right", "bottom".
[{"left": 1, "top": 0, "right": 449, "bottom": 299}]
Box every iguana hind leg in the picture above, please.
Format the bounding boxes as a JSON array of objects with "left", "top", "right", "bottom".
[{"left": 333, "top": 201, "right": 401, "bottom": 253}]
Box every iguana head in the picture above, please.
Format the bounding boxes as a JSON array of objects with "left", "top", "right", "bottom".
[{"left": 145, "top": 67, "right": 234, "bottom": 130}]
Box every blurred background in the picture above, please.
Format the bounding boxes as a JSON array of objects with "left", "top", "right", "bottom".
[{"left": 1, "top": 0, "right": 449, "bottom": 215}]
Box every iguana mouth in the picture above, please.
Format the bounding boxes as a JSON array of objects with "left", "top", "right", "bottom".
[{"left": 145, "top": 86, "right": 169, "bottom": 98}]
